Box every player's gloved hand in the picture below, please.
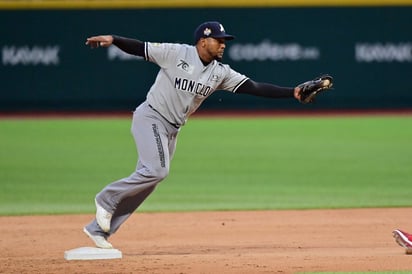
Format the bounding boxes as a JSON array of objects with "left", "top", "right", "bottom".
[{"left": 295, "top": 75, "right": 334, "bottom": 104}]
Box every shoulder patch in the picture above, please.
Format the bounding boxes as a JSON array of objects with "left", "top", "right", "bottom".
[{"left": 211, "top": 74, "right": 219, "bottom": 81}]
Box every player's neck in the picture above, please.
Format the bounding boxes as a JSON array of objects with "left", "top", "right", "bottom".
[
  {"left": 196, "top": 45, "right": 212, "bottom": 66},
  {"left": 200, "top": 58, "right": 211, "bottom": 66},
  {"left": 198, "top": 54, "right": 212, "bottom": 66}
]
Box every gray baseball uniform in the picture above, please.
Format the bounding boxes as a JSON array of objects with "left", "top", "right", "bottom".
[
  {"left": 85, "top": 42, "right": 248, "bottom": 237},
  {"left": 85, "top": 21, "right": 298, "bottom": 242}
]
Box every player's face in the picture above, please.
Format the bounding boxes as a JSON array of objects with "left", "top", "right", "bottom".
[{"left": 204, "top": 37, "right": 226, "bottom": 61}]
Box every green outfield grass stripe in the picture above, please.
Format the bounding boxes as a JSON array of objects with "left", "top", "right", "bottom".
[
  {"left": 1, "top": 0, "right": 412, "bottom": 10},
  {"left": 1, "top": 116, "right": 411, "bottom": 215}
]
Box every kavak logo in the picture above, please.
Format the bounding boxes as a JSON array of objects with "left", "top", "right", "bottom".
[{"left": 2, "top": 45, "right": 60, "bottom": 66}]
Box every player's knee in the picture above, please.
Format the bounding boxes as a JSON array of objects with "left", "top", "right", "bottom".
[
  {"left": 152, "top": 167, "right": 169, "bottom": 182},
  {"left": 132, "top": 164, "right": 170, "bottom": 183},
  {"left": 137, "top": 166, "right": 169, "bottom": 182}
]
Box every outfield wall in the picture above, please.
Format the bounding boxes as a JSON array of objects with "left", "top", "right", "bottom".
[{"left": 1, "top": 3, "right": 412, "bottom": 111}]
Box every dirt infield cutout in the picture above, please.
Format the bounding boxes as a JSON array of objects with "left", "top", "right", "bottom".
[{"left": 2, "top": 208, "right": 412, "bottom": 273}]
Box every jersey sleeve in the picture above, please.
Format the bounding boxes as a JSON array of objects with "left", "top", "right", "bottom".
[
  {"left": 217, "top": 65, "right": 249, "bottom": 93},
  {"left": 144, "top": 42, "right": 181, "bottom": 68}
]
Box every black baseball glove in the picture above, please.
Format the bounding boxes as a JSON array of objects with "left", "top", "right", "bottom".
[{"left": 297, "top": 75, "right": 333, "bottom": 104}]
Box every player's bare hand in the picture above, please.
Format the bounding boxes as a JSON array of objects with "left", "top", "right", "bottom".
[
  {"left": 85, "top": 35, "right": 114, "bottom": 48},
  {"left": 293, "top": 86, "right": 302, "bottom": 101}
]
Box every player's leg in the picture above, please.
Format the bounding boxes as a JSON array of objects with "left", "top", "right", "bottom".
[
  {"left": 108, "top": 127, "right": 178, "bottom": 235},
  {"left": 97, "top": 103, "right": 177, "bottom": 213},
  {"left": 393, "top": 229, "right": 412, "bottom": 254},
  {"left": 85, "top": 102, "right": 179, "bottom": 237},
  {"left": 84, "top": 182, "right": 156, "bottom": 239}
]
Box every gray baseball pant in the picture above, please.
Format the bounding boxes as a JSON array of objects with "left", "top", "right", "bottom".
[{"left": 85, "top": 101, "right": 179, "bottom": 238}]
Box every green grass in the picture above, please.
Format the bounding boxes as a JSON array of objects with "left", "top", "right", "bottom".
[{"left": 0, "top": 115, "right": 411, "bottom": 215}]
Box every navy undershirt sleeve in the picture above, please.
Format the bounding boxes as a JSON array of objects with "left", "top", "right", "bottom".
[
  {"left": 236, "top": 79, "right": 295, "bottom": 98},
  {"left": 112, "top": 35, "right": 145, "bottom": 57}
]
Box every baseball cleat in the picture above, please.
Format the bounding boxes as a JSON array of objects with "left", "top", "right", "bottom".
[
  {"left": 392, "top": 229, "right": 412, "bottom": 254},
  {"left": 83, "top": 227, "right": 113, "bottom": 249},
  {"left": 95, "top": 198, "right": 112, "bottom": 232}
]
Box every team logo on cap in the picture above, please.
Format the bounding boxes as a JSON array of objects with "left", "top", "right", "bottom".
[
  {"left": 219, "top": 24, "right": 225, "bottom": 32},
  {"left": 203, "top": 28, "right": 212, "bottom": 36}
]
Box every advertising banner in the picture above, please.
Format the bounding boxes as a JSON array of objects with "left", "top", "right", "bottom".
[{"left": 1, "top": 7, "right": 411, "bottom": 111}]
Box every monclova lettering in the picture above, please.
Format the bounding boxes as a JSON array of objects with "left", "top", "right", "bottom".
[{"left": 174, "top": 77, "right": 212, "bottom": 97}]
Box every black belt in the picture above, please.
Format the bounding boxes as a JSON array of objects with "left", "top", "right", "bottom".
[{"left": 148, "top": 104, "right": 180, "bottom": 129}]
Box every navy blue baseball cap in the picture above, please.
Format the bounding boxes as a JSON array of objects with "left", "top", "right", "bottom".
[{"left": 194, "top": 21, "right": 235, "bottom": 43}]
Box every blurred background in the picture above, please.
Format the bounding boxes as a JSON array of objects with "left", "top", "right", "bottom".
[{"left": 1, "top": 0, "right": 412, "bottom": 113}]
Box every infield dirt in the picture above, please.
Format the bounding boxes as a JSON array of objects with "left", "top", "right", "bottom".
[{"left": 1, "top": 208, "right": 412, "bottom": 273}]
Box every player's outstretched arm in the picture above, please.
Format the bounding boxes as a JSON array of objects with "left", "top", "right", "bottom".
[
  {"left": 85, "top": 35, "right": 114, "bottom": 48},
  {"left": 236, "top": 79, "right": 301, "bottom": 101},
  {"left": 86, "top": 35, "right": 144, "bottom": 57}
]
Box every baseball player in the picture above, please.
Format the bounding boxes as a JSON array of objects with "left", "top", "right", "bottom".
[{"left": 83, "top": 21, "right": 333, "bottom": 248}]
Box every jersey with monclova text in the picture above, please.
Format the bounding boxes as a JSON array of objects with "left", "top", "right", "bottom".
[{"left": 144, "top": 42, "right": 248, "bottom": 126}]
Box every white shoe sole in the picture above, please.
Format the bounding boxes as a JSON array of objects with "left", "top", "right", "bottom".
[{"left": 83, "top": 227, "right": 113, "bottom": 249}]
